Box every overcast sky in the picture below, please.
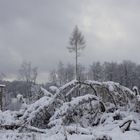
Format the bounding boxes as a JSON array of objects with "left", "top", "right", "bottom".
[{"left": 0, "top": 0, "right": 140, "bottom": 83}]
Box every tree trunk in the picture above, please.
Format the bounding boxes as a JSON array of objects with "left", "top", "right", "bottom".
[{"left": 75, "top": 43, "right": 78, "bottom": 80}]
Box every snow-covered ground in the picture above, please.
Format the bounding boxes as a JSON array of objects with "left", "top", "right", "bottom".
[
  {"left": 0, "top": 80, "right": 140, "bottom": 140},
  {"left": 0, "top": 111, "right": 139, "bottom": 139},
  {"left": 0, "top": 127, "right": 139, "bottom": 140}
]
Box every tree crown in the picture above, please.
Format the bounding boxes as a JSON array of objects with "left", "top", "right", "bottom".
[{"left": 67, "top": 25, "right": 86, "bottom": 53}]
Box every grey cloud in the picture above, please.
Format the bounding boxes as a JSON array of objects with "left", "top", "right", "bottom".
[{"left": 0, "top": 0, "right": 140, "bottom": 82}]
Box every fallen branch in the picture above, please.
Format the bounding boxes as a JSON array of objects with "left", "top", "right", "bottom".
[
  {"left": 0, "top": 124, "right": 20, "bottom": 130},
  {"left": 24, "top": 125, "right": 47, "bottom": 133},
  {"left": 77, "top": 81, "right": 98, "bottom": 96},
  {"left": 119, "top": 120, "right": 132, "bottom": 132}
]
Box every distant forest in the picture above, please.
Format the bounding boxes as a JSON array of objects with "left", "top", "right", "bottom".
[
  {"left": 1, "top": 60, "right": 140, "bottom": 100},
  {"left": 49, "top": 60, "right": 140, "bottom": 89}
]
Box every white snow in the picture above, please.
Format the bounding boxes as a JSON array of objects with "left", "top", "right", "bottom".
[
  {"left": 137, "top": 95, "right": 140, "bottom": 101},
  {"left": 59, "top": 79, "right": 78, "bottom": 91},
  {"left": 49, "top": 86, "right": 59, "bottom": 93},
  {"left": 0, "top": 110, "right": 17, "bottom": 125},
  {"left": 50, "top": 94, "right": 99, "bottom": 124},
  {"left": 0, "top": 84, "right": 5, "bottom": 87},
  {"left": 21, "top": 96, "right": 52, "bottom": 122},
  {"left": 0, "top": 80, "right": 139, "bottom": 140},
  {"left": 41, "top": 87, "right": 53, "bottom": 97}
]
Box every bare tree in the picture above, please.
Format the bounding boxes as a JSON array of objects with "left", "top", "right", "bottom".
[
  {"left": 32, "top": 67, "right": 38, "bottom": 84},
  {"left": 57, "top": 61, "right": 65, "bottom": 86},
  {"left": 0, "top": 73, "right": 6, "bottom": 81},
  {"left": 18, "top": 61, "right": 38, "bottom": 98},
  {"left": 49, "top": 69, "right": 57, "bottom": 85},
  {"left": 88, "top": 62, "right": 103, "bottom": 81},
  {"left": 65, "top": 63, "right": 75, "bottom": 82},
  {"left": 67, "top": 25, "right": 86, "bottom": 80}
]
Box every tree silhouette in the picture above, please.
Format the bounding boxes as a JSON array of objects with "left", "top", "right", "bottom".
[{"left": 67, "top": 25, "right": 86, "bottom": 80}]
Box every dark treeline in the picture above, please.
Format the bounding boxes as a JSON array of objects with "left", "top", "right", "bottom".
[
  {"left": 0, "top": 60, "right": 140, "bottom": 110},
  {"left": 49, "top": 60, "right": 140, "bottom": 89},
  {"left": 1, "top": 60, "right": 140, "bottom": 106}
]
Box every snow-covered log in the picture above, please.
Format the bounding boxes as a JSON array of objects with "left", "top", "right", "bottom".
[
  {"left": 49, "top": 94, "right": 102, "bottom": 127},
  {"left": 20, "top": 95, "right": 63, "bottom": 128},
  {"left": 0, "top": 79, "right": 138, "bottom": 136},
  {"left": 78, "top": 80, "right": 135, "bottom": 108}
]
